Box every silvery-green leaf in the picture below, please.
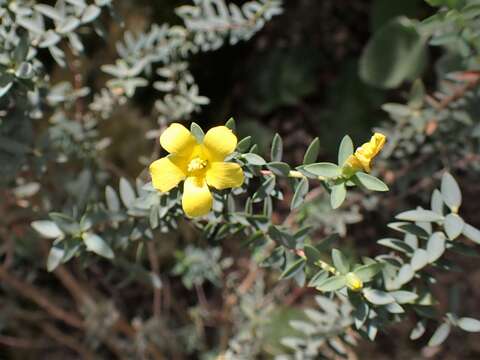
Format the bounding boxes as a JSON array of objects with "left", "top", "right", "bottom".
[
  {"left": 119, "top": 178, "right": 136, "bottom": 208},
  {"left": 82, "top": 233, "right": 114, "bottom": 259},
  {"left": 304, "top": 163, "right": 342, "bottom": 178},
  {"left": 354, "top": 262, "right": 383, "bottom": 282},
  {"left": 338, "top": 135, "right": 354, "bottom": 166},
  {"left": 332, "top": 248, "right": 349, "bottom": 274},
  {"left": 270, "top": 133, "right": 283, "bottom": 162},
  {"left": 355, "top": 172, "right": 389, "bottom": 192},
  {"left": 391, "top": 290, "right": 418, "bottom": 304},
  {"left": 441, "top": 172, "right": 461, "bottom": 212},
  {"left": 410, "top": 320, "right": 427, "bottom": 340},
  {"left": 363, "top": 288, "right": 396, "bottom": 305},
  {"left": 458, "top": 317, "right": 480, "bottom": 332},
  {"left": 242, "top": 153, "right": 266, "bottom": 165},
  {"left": 32, "top": 220, "right": 64, "bottom": 239},
  {"left": 47, "top": 246, "right": 64, "bottom": 272},
  {"left": 411, "top": 248, "right": 428, "bottom": 271},
  {"left": 396, "top": 209, "right": 443, "bottom": 222},
  {"left": 427, "top": 232, "right": 446, "bottom": 263},
  {"left": 316, "top": 275, "right": 346, "bottom": 292},
  {"left": 444, "top": 213, "right": 464, "bottom": 240},
  {"left": 81, "top": 4, "right": 101, "bottom": 23},
  {"left": 463, "top": 223, "right": 480, "bottom": 244},
  {"left": 330, "top": 183, "right": 347, "bottom": 209},
  {"left": 303, "top": 137, "right": 320, "bottom": 165},
  {"left": 428, "top": 322, "right": 451, "bottom": 347}
]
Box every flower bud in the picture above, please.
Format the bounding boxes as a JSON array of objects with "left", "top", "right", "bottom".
[{"left": 345, "top": 272, "right": 363, "bottom": 292}]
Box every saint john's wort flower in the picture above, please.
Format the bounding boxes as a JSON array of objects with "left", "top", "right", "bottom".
[
  {"left": 149, "top": 123, "right": 244, "bottom": 217},
  {"left": 343, "top": 133, "right": 386, "bottom": 176}
]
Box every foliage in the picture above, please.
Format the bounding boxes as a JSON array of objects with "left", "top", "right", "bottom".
[{"left": 1, "top": 0, "right": 480, "bottom": 359}]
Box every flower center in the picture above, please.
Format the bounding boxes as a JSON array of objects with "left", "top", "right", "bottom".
[{"left": 187, "top": 157, "right": 207, "bottom": 174}]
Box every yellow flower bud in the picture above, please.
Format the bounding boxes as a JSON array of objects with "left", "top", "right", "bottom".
[
  {"left": 343, "top": 133, "right": 386, "bottom": 176},
  {"left": 345, "top": 272, "right": 363, "bottom": 291}
]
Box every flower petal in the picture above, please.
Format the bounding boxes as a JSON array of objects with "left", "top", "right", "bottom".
[
  {"left": 182, "top": 176, "right": 213, "bottom": 217},
  {"left": 149, "top": 156, "right": 186, "bottom": 192},
  {"left": 206, "top": 162, "right": 244, "bottom": 190},
  {"left": 202, "top": 126, "right": 237, "bottom": 162},
  {"left": 160, "top": 123, "right": 196, "bottom": 155}
]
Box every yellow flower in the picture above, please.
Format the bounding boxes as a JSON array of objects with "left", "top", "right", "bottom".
[
  {"left": 345, "top": 272, "right": 363, "bottom": 292},
  {"left": 149, "top": 123, "right": 244, "bottom": 217},
  {"left": 343, "top": 133, "right": 386, "bottom": 175}
]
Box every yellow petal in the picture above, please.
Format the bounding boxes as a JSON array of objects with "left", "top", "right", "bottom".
[
  {"left": 182, "top": 176, "right": 213, "bottom": 217},
  {"left": 202, "top": 126, "right": 237, "bottom": 162},
  {"left": 160, "top": 123, "right": 196, "bottom": 155},
  {"left": 149, "top": 155, "right": 186, "bottom": 192},
  {"left": 206, "top": 162, "right": 244, "bottom": 190}
]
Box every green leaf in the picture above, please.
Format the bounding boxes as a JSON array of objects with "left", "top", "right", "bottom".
[
  {"left": 444, "top": 213, "right": 464, "bottom": 240},
  {"left": 291, "top": 177, "right": 309, "bottom": 210},
  {"left": 353, "top": 301, "right": 369, "bottom": 329},
  {"left": 397, "top": 264, "right": 414, "bottom": 286},
  {"left": 391, "top": 290, "right": 419, "bottom": 304},
  {"left": 363, "top": 288, "right": 396, "bottom": 305},
  {"left": 304, "top": 163, "right": 342, "bottom": 178},
  {"left": 47, "top": 246, "right": 64, "bottom": 272},
  {"left": 428, "top": 323, "right": 451, "bottom": 347},
  {"left": 330, "top": 183, "right": 347, "bottom": 209},
  {"left": 253, "top": 176, "right": 276, "bottom": 202},
  {"left": 190, "top": 122, "right": 204, "bottom": 142},
  {"left": 105, "top": 185, "right": 120, "bottom": 212},
  {"left": 304, "top": 244, "right": 321, "bottom": 264},
  {"left": 396, "top": 209, "right": 443, "bottom": 222},
  {"left": 82, "top": 233, "right": 114, "bottom": 259},
  {"left": 354, "top": 172, "right": 389, "bottom": 192},
  {"left": 463, "top": 223, "right": 480, "bottom": 244},
  {"left": 316, "top": 275, "right": 346, "bottom": 292},
  {"left": 410, "top": 320, "right": 427, "bottom": 340},
  {"left": 81, "top": 4, "right": 101, "bottom": 23},
  {"left": 458, "top": 317, "right": 480, "bottom": 332},
  {"left": 267, "top": 162, "right": 290, "bottom": 176},
  {"left": 431, "top": 189, "right": 444, "bottom": 215},
  {"left": 332, "top": 249, "right": 350, "bottom": 274},
  {"left": 271, "top": 133, "right": 283, "bottom": 162},
  {"left": 303, "top": 137, "right": 320, "bottom": 165},
  {"left": 411, "top": 248, "right": 428, "bottom": 271},
  {"left": 441, "top": 172, "right": 461, "bottom": 212},
  {"left": 119, "top": 178, "right": 136, "bottom": 208},
  {"left": 236, "top": 136, "right": 252, "bottom": 153},
  {"left": 31, "top": 221, "right": 64, "bottom": 239},
  {"left": 378, "top": 238, "right": 414, "bottom": 254},
  {"left": 426, "top": 232, "right": 446, "bottom": 263},
  {"left": 308, "top": 270, "right": 329, "bottom": 287},
  {"left": 225, "top": 117, "right": 236, "bottom": 131},
  {"left": 338, "top": 135, "right": 354, "bottom": 166},
  {"left": 354, "top": 263, "right": 383, "bottom": 282},
  {"left": 243, "top": 153, "right": 266, "bottom": 166},
  {"left": 359, "top": 16, "right": 427, "bottom": 89},
  {"left": 280, "top": 258, "right": 305, "bottom": 280}
]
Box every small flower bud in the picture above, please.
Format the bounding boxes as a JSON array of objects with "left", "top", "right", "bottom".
[{"left": 345, "top": 272, "right": 363, "bottom": 292}]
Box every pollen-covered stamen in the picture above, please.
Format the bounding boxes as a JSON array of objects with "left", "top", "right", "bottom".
[{"left": 187, "top": 157, "right": 207, "bottom": 173}]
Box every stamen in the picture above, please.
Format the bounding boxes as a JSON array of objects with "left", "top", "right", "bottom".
[{"left": 187, "top": 157, "right": 207, "bottom": 173}]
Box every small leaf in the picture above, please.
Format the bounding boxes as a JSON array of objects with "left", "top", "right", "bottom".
[
  {"left": 280, "top": 258, "right": 305, "bottom": 280},
  {"left": 190, "top": 122, "right": 204, "bottom": 142},
  {"left": 363, "top": 288, "right": 396, "bottom": 305},
  {"left": 105, "top": 185, "right": 120, "bottom": 212},
  {"left": 377, "top": 238, "right": 414, "bottom": 254},
  {"left": 428, "top": 323, "right": 451, "bottom": 347},
  {"left": 243, "top": 153, "right": 266, "bottom": 166},
  {"left": 308, "top": 270, "right": 329, "bottom": 287},
  {"left": 119, "top": 178, "right": 136, "bottom": 208},
  {"left": 267, "top": 162, "right": 290, "bottom": 176},
  {"left": 316, "top": 275, "right": 346, "bottom": 292},
  {"left": 354, "top": 263, "right": 383, "bottom": 282},
  {"left": 338, "top": 135, "right": 354, "bottom": 166},
  {"left": 458, "top": 317, "right": 480, "bottom": 332},
  {"left": 330, "top": 183, "right": 347, "bottom": 209},
  {"left": 82, "top": 233, "right": 114, "bottom": 259},
  {"left": 463, "top": 223, "right": 480, "bottom": 244},
  {"left": 304, "top": 245, "right": 321, "bottom": 264},
  {"left": 411, "top": 248, "right": 429, "bottom": 271},
  {"left": 271, "top": 133, "right": 283, "bottom": 162},
  {"left": 32, "top": 221, "right": 64, "bottom": 239},
  {"left": 304, "top": 163, "right": 342, "bottom": 178},
  {"left": 410, "top": 320, "right": 427, "bottom": 340},
  {"left": 81, "top": 5, "right": 101, "bottom": 23},
  {"left": 225, "top": 117, "right": 236, "bottom": 131},
  {"left": 391, "top": 290, "right": 418, "bottom": 304},
  {"left": 291, "top": 177, "right": 309, "bottom": 210},
  {"left": 47, "top": 246, "right": 64, "bottom": 272},
  {"left": 303, "top": 137, "right": 320, "bottom": 165},
  {"left": 444, "top": 213, "right": 464, "bottom": 240},
  {"left": 441, "top": 172, "right": 461, "bottom": 212},
  {"left": 426, "top": 232, "right": 446, "bottom": 263},
  {"left": 332, "top": 248, "right": 350, "bottom": 274},
  {"left": 354, "top": 172, "right": 389, "bottom": 192},
  {"left": 431, "top": 189, "right": 444, "bottom": 215},
  {"left": 396, "top": 209, "right": 443, "bottom": 222},
  {"left": 236, "top": 136, "right": 251, "bottom": 153},
  {"left": 397, "top": 264, "right": 414, "bottom": 286}
]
